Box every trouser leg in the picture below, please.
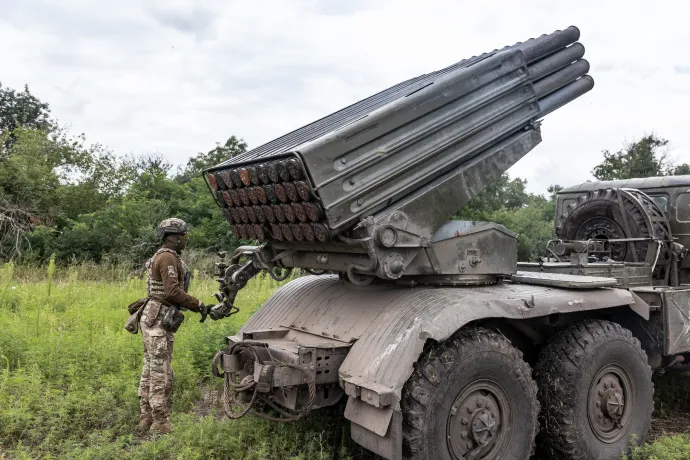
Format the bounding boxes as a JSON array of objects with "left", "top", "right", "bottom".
[
  {"left": 165, "top": 334, "right": 175, "bottom": 416},
  {"left": 138, "top": 337, "right": 153, "bottom": 419},
  {"left": 146, "top": 333, "right": 173, "bottom": 422}
]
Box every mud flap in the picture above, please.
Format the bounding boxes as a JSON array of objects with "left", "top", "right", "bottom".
[{"left": 345, "top": 397, "right": 402, "bottom": 460}]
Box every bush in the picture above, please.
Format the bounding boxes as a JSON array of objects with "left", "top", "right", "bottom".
[{"left": 624, "top": 434, "right": 690, "bottom": 460}]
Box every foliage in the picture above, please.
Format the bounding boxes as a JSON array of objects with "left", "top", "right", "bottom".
[
  {"left": 0, "top": 128, "right": 243, "bottom": 264},
  {"left": 455, "top": 174, "right": 532, "bottom": 220},
  {"left": 2, "top": 80, "right": 690, "bottom": 267},
  {"left": 623, "top": 435, "right": 690, "bottom": 460},
  {"left": 453, "top": 174, "right": 559, "bottom": 261},
  {"left": 483, "top": 197, "right": 556, "bottom": 261},
  {"left": 592, "top": 134, "right": 690, "bottom": 181},
  {"left": 0, "top": 81, "right": 248, "bottom": 265},
  {"left": 0, "top": 82, "right": 52, "bottom": 149},
  {"left": 0, "top": 266, "right": 374, "bottom": 460},
  {"left": 177, "top": 135, "right": 248, "bottom": 184}
]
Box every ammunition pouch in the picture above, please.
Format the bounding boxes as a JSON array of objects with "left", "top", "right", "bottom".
[
  {"left": 124, "top": 300, "right": 147, "bottom": 335},
  {"left": 143, "top": 300, "right": 162, "bottom": 328},
  {"left": 160, "top": 305, "right": 185, "bottom": 333},
  {"left": 127, "top": 298, "right": 148, "bottom": 315},
  {"left": 134, "top": 295, "right": 184, "bottom": 332}
]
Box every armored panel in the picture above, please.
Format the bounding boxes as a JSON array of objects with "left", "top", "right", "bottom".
[
  {"left": 660, "top": 289, "right": 690, "bottom": 355},
  {"left": 204, "top": 26, "right": 593, "bottom": 248},
  {"left": 517, "top": 261, "right": 653, "bottom": 288},
  {"left": 558, "top": 175, "right": 690, "bottom": 194},
  {"left": 403, "top": 221, "right": 518, "bottom": 280},
  {"left": 233, "top": 275, "right": 637, "bottom": 408},
  {"left": 511, "top": 271, "right": 618, "bottom": 289}
]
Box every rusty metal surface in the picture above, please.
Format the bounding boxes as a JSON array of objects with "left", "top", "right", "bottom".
[
  {"left": 237, "top": 275, "right": 638, "bottom": 407},
  {"left": 202, "top": 26, "right": 595, "bottom": 287},
  {"left": 511, "top": 271, "right": 618, "bottom": 288}
]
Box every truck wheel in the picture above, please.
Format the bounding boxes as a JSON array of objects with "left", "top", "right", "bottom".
[
  {"left": 535, "top": 320, "right": 653, "bottom": 460},
  {"left": 401, "top": 328, "right": 539, "bottom": 460},
  {"left": 557, "top": 188, "right": 672, "bottom": 279}
]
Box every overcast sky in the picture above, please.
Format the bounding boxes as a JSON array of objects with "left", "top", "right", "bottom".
[{"left": 1, "top": 0, "right": 688, "bottom": 194}]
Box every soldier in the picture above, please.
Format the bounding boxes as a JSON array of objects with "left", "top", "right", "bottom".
[{"left": 136, "top": 218, "right": 208, "bottom": 435}]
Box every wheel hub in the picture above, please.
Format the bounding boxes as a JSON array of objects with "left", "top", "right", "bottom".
[
  {"left": 447, "top": 381, "right": 510, "bottom": 460},
  {"left": 603, "top": 388, "right": 625, "bottom": 419},
  {"left": 471, "top": 409, "right": 497, "bottom": 446},
  {"left": 588, "top": 367, "right": 633, "bottom": 443},
  {"left": 576, "top": 218, "right": 627, "bottom": 260}
]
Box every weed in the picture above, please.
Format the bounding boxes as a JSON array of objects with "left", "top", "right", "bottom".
[
  {"left": 2, "top": 261, "right": 688, "bottom": 459},
  {"left": 0, "top": 263, "right": 376, "bottom": 459}
]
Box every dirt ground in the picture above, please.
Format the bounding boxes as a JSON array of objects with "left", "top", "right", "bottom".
[{"left": 649, "top": 411, "right": 690, "bottom": 440}]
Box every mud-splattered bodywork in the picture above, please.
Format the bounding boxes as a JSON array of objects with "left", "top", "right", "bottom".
[{"left": 224, "top": 275, "right": 641, "bottom": 459}]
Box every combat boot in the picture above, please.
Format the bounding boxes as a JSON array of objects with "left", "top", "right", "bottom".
[
  {"left": 135, "top": 414, "right": 153, "bottom": 434},
  {"left": 150, "top": 420, "right": 172, "bottom": 435}
]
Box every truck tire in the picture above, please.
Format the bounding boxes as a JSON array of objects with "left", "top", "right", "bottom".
[
  {"left": 401, "top": 328, "right": 539, "bottom": 460},
  {"left": 558, "top": 189, "right": 648, "bottom": 262},
  {"left": 557, "top": 188, "right": 672, "bottom": 279},
  {"left": 535, "top": 320, "right": 653, "bottom": 460}
]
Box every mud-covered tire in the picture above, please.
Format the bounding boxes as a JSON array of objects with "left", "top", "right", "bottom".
[
  {"left": 401, "top": 328, "right": 539, "bottom": 460},
  {"left": 535, "top": 320, "right": 654, "bottom": 460}
]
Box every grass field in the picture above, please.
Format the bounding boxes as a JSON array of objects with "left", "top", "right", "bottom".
[{"left": 1, "top": 260, "right": 690, "bottom": 459}]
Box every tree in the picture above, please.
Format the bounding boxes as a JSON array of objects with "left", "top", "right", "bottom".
[
  {"left": 455, "top": 174, "right": 531, "bottom": 221},
  {"left": 591, "top": 134, "right": 690, "bottom": 180},
  {"left": 176, "top": 136, "right": 247, "bottom": 183},
  {"left": 673, "top": 163, "right": 690, "bottom": 175},
  {"left": 547, "top": 184, "right": 563, "bottom": 200},
  {"left": 0, "top": 83, "right": 52, "bottom": 149}
]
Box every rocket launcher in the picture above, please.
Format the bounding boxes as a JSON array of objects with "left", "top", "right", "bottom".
[{"left": 204, "top": 25, "right": 594, "bottom": 284}]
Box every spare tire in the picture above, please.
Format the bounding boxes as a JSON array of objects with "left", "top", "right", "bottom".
[{"left": 557, "top": 188, "right": 672, "bottom": 280}]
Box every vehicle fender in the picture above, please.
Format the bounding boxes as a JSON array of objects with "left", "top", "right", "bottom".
[{"left": 238, "top": 275, "right": 639, "bottom": 445}]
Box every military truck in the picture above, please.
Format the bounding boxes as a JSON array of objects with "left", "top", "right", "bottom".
[{"left": 201, "top": 26, "right": 690, "bottom": 460}]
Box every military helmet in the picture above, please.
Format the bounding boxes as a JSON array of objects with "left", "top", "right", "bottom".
[{"left": 157, "top": 218, "right": 189, "bottom": 240}]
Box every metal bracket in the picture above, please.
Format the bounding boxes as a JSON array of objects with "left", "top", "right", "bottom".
[
  {"left": 209, "top": 245, "right": 290, "bottom": 320},
  {"left": 424, "top": 246, "right": 442, "bottom": 275},
  {"left": 616, "top": 192, "right": 638, "bottom": 262}
]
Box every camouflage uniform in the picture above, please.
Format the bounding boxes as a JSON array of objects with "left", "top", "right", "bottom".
[{"left": 137, "top": 218, "right": 203, "bottom": 433}]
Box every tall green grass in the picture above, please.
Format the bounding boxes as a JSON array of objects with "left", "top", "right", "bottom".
[
  {"left": 0, "top": 262, "right": 370, "bottom": 459},
  {"left": 2, "top": 260, "right": 690, "bottom": 459}
]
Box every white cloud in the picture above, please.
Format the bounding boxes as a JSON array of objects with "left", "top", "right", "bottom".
[{"left": 1, "top": 0, "right": 689, "bottom": 194}]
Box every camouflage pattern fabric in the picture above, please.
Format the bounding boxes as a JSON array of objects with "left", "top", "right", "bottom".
[
  {"left": 138, "top": 300, "right": 175, "bottom": 422},
  {"left": 156, "top": 218, "right": 188, "bottom": 240},
  {"left": 137, "top": 248, "right": 187, "bottom": 423},
  {"left": 137, "top": 235, "right": 200, "bottom": 425}
]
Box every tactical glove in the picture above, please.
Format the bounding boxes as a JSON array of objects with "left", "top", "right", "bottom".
[{"left": 199, "top": 301, "right": 209, "bottom": 323}]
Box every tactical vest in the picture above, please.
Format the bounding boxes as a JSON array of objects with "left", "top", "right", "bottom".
[{"left": 145, "top": 248, "right": 191, "bottom": 299}]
